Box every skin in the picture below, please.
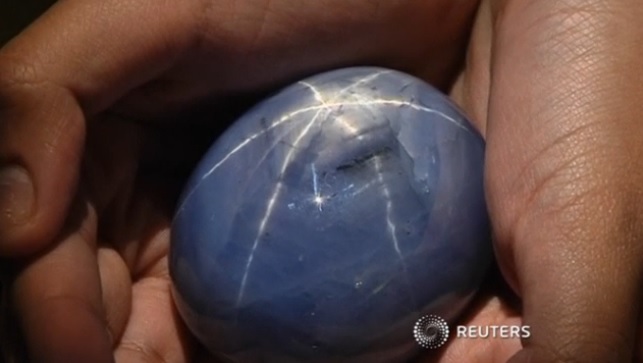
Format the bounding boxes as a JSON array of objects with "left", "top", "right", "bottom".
[{"left": 1, "top": 0, "right": 643, "bottom": 362}]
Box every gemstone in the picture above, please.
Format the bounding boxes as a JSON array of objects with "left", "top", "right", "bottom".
[{"left": 170, "top": 67, "right": 492, "bottom": 362}]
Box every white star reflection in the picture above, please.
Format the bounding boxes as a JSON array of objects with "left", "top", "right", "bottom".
[{"left": 311, "top": 164, "right": 325, "bottom": 211}]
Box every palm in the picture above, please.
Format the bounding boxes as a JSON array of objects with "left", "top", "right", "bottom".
[{"left": 430, "top": 295, "right": 521, "bottom": 363}]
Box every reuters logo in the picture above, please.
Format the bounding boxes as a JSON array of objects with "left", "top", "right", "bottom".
[
  {"left": 413, "top": 315, "right": 449, "bottom": 349},
  {"left": 414, "top": 315, "right": 531, "bottom": 349}
]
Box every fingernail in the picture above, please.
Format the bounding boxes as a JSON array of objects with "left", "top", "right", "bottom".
[{"left": 0, "top": 165, "right": 34, "bottom": 226}]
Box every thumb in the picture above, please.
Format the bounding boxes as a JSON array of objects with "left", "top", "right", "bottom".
[
  {"left": 0, "top": 81, "right": 84, "bottom": 256},
  {"left": 0, "top": 0, "right": 200, "bottom": 255},
  {"left": 486, "top": 0, "right": 643, "bottom": 362}
]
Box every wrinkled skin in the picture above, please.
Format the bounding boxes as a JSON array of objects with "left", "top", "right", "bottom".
[{"left": 1, "top": 0, "right": 643, "bottom": 362}]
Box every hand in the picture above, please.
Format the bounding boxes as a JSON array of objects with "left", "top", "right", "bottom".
[
  {"left": 444, "top": 0, "right": 643, "bottom": 362},
  {"left": 0, "top": 0, "right": 477, "bottom": 362},
  {"left": 2, "top": 1, "right": 643, "bottom": 363}
]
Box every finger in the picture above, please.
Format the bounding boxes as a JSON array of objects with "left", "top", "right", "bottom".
[
  {"left": 430, "top": 265, "right": 523, "bottom": 363},
  {"left": 486, "top": 0, "right": 643, "bottom": 362},
  {"left": 0, "top": 0, "right": 202, "bottom": 255},
  {"left": 106, "top": 181, "right": 193, "bottom": 362},
  {"left": 97, "top": 247, "right": 132, "bottom": 346},
  {"left": 11, "top": 198, "right": 113, "bottom": 362},
  {"left": 436, "top": 297, "right": 522, "bottom": 363},
  {"left": 449, "top": 0, "right": 493, "bottom": 136},
  {"left": 114, "top": 265, "right": 194, "bottom": 363}
]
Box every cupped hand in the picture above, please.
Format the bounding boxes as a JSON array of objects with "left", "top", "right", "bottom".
[{"left": 2, "top": 0, "right": 643, "bottom": 362}]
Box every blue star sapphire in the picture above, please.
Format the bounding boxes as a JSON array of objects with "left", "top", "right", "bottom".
[{"left": 170, "top": 67, "right": 492, "bottom": 362}]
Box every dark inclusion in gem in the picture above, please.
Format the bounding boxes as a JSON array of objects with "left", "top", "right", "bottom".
[{"left": 170, "top": 67, "right": 492, "bottom": 363}]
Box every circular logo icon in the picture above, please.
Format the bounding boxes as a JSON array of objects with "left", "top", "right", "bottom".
[{"left": 414, "top": 315, "right": 449, "bottom": 349}]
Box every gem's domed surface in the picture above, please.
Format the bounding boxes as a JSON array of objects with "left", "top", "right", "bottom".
[{"left": 170, "top": 67, "right": 492, "bottom": 363}]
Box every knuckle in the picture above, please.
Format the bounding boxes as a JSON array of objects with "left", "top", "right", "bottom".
[
  {"left": 118, "top": 339, "right": 169, "bottom": 363},
  {"left": 0, "top": 53, "right": 46, "bottom": 93},
  {"left": 0, "top": 52, "right": 58, "bottom": 120}
]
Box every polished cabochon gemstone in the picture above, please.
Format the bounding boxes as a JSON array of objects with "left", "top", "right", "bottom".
[{"left": 170, "top": 67, "right": 492, "bottom": 362}]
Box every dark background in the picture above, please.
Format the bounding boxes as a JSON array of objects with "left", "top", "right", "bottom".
[{"left": 1, "top": 0, "right": 55, "bottom": 46}]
